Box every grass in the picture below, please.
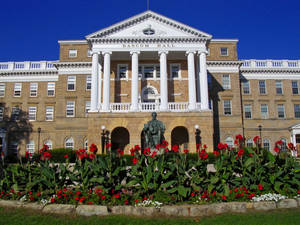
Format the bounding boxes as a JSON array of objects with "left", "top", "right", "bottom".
[{"left": 0, "top": 207, "right": 300, "bottom": 225}]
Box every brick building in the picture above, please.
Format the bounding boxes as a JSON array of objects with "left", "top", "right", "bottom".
[{"left": 0, "top": 10, "right": 299, "bottom": 156}]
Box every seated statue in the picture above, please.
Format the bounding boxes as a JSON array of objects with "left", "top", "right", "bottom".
[{"left": 143, "top": 112, "right": 165, "bottom": 150}]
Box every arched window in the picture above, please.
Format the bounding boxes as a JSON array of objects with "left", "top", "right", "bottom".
[
  {"left": 281, "top": 138, "right": 287, "bottom": 152},
  {"left": 65, "top": 137, "right": 74, "bottom": 149},
  {"left": 84, "top": 139, "right": 88, "bottom": 151},
  {"left": 142, "top": 86, "right": 157, "bottom": 103},
  {"left": 26, "top": 140, "right": 35, "bottom": 154},
  {"left": 225, "top": 137, "right": 234, "bottom": 148},
  {"left": 263, "top": 139, "right": 270, "bottom": 151},
  {"left": 44, "top": 140, "right": 52, "bottom": 150},
  {"left": 246, "top": 139, "right": 253, "bottom": 147}
]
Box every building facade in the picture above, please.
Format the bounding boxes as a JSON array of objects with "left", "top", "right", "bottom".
[{"left": 0, "top": 10, "right": 299, "bottom": 156}]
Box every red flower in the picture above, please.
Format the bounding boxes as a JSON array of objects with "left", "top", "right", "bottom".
[
  {"left": 221, "top": 195, "right": 227, "bottom": 200},
  {"left": 237, "top": 148, "right": 244, "bottom": 158},
  {"left": 25, "top": 152, "right": 30, "bottom": 158},
  {"left": 106, "top": 143, "right": 112, "bottom": 149},
  {"left": 184, "top": 149, "right": 189, "bottom": 154},
  {"left": 217, "top": 143, "right": 224, "bottom": 150},
  {"left": 132, "top": 157, "right": 138, "bottom": 165},
  {"left": 88, "top": 202, "right": 93, "bottom": 205},
  {"left": 150, "top": 151, "right": 157, "bottom": 158},
  {"left": 288, "top": 143, "right": 295, "bottom": 150},
  {"left": 79, "top": 197, "right": 85, "bottom": 203},
  {"left": 298, "top": 190, "right": 300, "bottom": 194},
  {"left": 235, "top": 134, "right": 244, "bottom": 141},
  {"left": 64, "top": 154, "right": 69, "bottom": 159},
  {"left": 124, "top": 200, "right": 129, "bottom": 205},
  {"left": 213, "top": 151, "right": 219, "bottom": 157},
  {"left": 191, "top": 192, "right": 195, "bottom": 197},
  {"left": 28, "top": 192, "right": 33, "bottom": 195},
  {"left": 29, "top": 196, "right": 35, "bottom": 201},
  {"left": 88, "top": 153, "right": 95, "bottom": 160},
  {"left": 212, "top": 192, "right": 216, "bottom": 196},
  {"left": 275, "top": 140, "right": 283, "bottom": 146},
  {"left": 143, "top": 197, "right": 147, "bottom": 201},
  {"left": 274, "top": 147, "right": 280, "bottom": 153},
  {"left": 253, "top": 136, "right": 260, "bottom": 144},
  {"left": 258, "top": 184, "right": 263, "bottom": 191},
  {"left": 37, "top": 192, "right": 41, "bottom": 196},
  {"left": 248, "top": 193, "right": 255, "bottom": 199},
  {"left": 75, "top": 191, "right": 81, "bottom": 195},
  {"left": 144, "top": 148, "right": 150, "bottom": 156},
  {"left": 234, "top": 188, "right": 238, "bottom": 192},
  {"left": 248, "top": 153, "right": 253, "bottom": 157},
  {"left": 203, "top": 144, "right": 207, "bottom": 148},
  {"left": 74, "top": 196, "right": 79, "bottom": 201},
  {"left": 113, "top": 193, "right": 120, "bottom": 199},
  {"left": 101, "top": 195, "right": 106, "bottom": 200},
  {"left": 89, "top": 144, "right": 98, "bottom": 153},
  {"left": 172, "top": 145, "right": 179, "bottom": 153},
  {"left": 63, "top": 188, "right": 68, "bottom": 192},
  {"left": 51, "top": 198, "right": 55, "bottom": 203}
]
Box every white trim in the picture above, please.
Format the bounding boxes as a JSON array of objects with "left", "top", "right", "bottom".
[
  {"left": 242, "top": 73, "right": 300, "bottom": 80},
  {"left": 207, "top": 66, "right": 239, "bottom": 73},
  {"left": 0, "top": 75, "right": 58, "bottom": 82},
  {"left": 68, "top": 49, "right": 78, "bottom": 58}
]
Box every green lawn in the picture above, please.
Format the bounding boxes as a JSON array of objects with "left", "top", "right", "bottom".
[{"left": 0, "top": 207, "right": 300, "bottom": 225}]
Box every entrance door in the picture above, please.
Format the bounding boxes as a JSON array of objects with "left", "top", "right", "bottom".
[{"left": 296, "top": 134, "right": 300, "bottom": 157}]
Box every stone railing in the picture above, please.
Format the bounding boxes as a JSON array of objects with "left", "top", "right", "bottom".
[
  {"left": 241, "top": 60, "right": 300, "bottom": 69},
  {"left": 168, "top": 102, "right": 189, "bottom": 112},
  {"left": 0, "top": 61, "right": 57, "bottom": 71},
  {"left": 110, "top": 103, "right": 131, "bottom": 112}
]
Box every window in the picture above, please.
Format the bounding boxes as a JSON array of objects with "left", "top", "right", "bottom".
[
  {"left": 244, "top": 104, "right": 252, "bottom": 119},
  {"left": 69, "top": 49, "right": 77, "bottom": 58},
  {"left": 117, "top": 65, "right": 128, "bottom": 79},
  {"left": 65, "top": 137, "right": 74, "bottom": 149},
  {"left": 84, "top": 139, "right": 88, "bottom": 151},
  {"left": 45, "top": 106, "right": 54, "bottom": 121},
  {"left": 292, "top": 81, "right": 299, "bottom": 94},
  {"left": 11, "top": 107, "right": 20, "bottom": 121},
  {"left": 275, "top": 80, "right": 283, "bottom": 94},
  {"left": 66, "top": 101, "right": 75, "bottom": 117},
  {"left": 87, "top": 50, "right": 92, "bottom": 57},
  {"left": 242, "top": 80, "right": 250, "bottom": 94},
  {"left": 86, "top": 75, "right": 91, "bottom": 90},
  {"left": 223, "top": 100, "right": 232, "bottom": 115},
  {"left": 259, "top": 80, "right": 266, "bottom": 94},
  {"left": 85, "top": 101, "right": 91, "bottom": 116},
  {"left": 280, "top": 138, "right": 287, "bottom": 152},
  {"left": 44, "top": 140, "right": 52, "bottom": 150},
  {"left": 14, "top": 83, "right": 22, "bottom": 97},
  {"left": 0, "top": 107, "right": 3, "bottom": 121},
  {"left": 47, "top": 82, "right": 55, "bottom": 96},
  {"left": 30, "top": 83, "right": 38, "bottom": 97},
  {"left": 225, "top": 137, "right": 234, "bottom": 148},
  {"left": 294, "top": 104, "right": 300, "bottom": 118},
  {"left": 0, "top": 83, "right": 5, "bottom": 97},
  {"left": 222, "top": 74, "right": 231, "bottom": 90},
  {"left": 144, "top": 66, "right": 154, "bottom": 78},
  {"left": 220, "top": 47, "right": 228, "bottom": 56},
  {"left": 260, "top": 104, "right": 268, "bottom": 119},
  {"left": 155, "top": 66, "right": 160, "bottom": 78},
  {"left": 26, "top": 140, "right": 35, "bottom": 154},
  {"left": 263, "top": 139, "right": 270, "bottom": 151},
  {"left": 67, "top": 76, "right": 76, "bottom": 91},
  {"left": 170, "top": 64, "right": 180, "bottom": 78},
  {"left": 246, "top": 139, "right": 253, "bottom": 147},
  {"left": 28, "top": 106, "right": 37, "bottom": 121},
  {"left": 277, "top": 104, "right": 285, "bottom": 118}
]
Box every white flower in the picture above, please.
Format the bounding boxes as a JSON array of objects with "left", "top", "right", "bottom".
[
  {"left": 20, "top": 195, "right": 27, "bottom": 202},
  {"left": 252, "top": 193, "right": 287, "bottom": 202},
  {"left": 135, "top": 200, "right": 163, "bottom": 208}
]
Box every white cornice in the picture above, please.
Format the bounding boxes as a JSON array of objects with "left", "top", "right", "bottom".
[
  {"left": 241, "top": 73, "right": 300, "bottom": 80},
  {"left": 210, "top": 39, "right": 239, "bottom": 43},
  {"left": 86, "top": 10, "right": 212, "bottom": 40},
  {"left": 53, "top": 62, "right": 92, "bottom": 68},
  {"left": 241, "top": 68, "right": 300, "bottom": 73},
  {"left": 207, "top": 61, "right": 242, "bottom": 66},
  {"left": 58, "top": 40, "right": 88, "bottom": 44},
  {"left": 0, "top": 74, "right": 58, "bottom": 82},
  {"left": 207, "top": 61, "right": 242, "bottom": 73}
]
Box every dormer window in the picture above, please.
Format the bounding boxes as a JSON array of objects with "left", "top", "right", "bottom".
[
  {"left": 143, "top": 25, "right": 155, "bottom": 35},
  {"left": 69, "top": 49, "right": 77, "bottom": 58}
]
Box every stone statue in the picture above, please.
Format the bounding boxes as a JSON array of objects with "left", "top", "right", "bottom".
[{"left": 143, "top": 112, "right": 165, "bottom": 149}]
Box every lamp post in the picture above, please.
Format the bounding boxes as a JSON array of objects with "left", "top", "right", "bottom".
[
  {"left": 101, "top": 125, "right": 106, "bottom": 154},
  {"left": 258, "top": 125, "right": 262, "bottom": 147},
  {"left": 37, "top": 127, "right": 41, "bottom": 151},
  {"left": 194, "top": 124, "right": 201, "bottom": 148}
]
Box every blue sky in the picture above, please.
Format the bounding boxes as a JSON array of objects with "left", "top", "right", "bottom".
[{"left": 0, "top": 0, "right": 299, "bottom": 61}]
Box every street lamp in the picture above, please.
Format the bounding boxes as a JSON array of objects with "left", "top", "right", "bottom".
[
  {"left": 194, "top": 124, "right": 201, "bottom": 147},
  {"left": 101, "top": 125, "right": 106, "bottom": 154},
  {"left": 258, "top": 125, "right": 262, "bottom": 147},
  {"left": 37, "top": 127, "right": 41, "bottom": 151}
]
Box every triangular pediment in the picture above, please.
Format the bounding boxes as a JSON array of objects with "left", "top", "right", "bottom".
[{"left": 86, "top": 10, "right": 212, "bottom": 39}]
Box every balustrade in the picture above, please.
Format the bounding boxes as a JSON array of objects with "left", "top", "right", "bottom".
[{"left": 242, "top": 60, "right": 300, "bottom": 69}]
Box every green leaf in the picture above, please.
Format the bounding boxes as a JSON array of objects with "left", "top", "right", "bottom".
[
  {"left": 89, "top": 177, "right": 105, "bottom": 184},
  {"left": 178, "top": 185, "right": 189, "bottom": 197},
  {"left": 160, "top": 180, "right": 176, "bottom": 188},
  {"left": 244, "top": 157, "right": 254, "bottom": 167},
  {"left": 210, "top": 176, "right": 219, "bottom": 184}
]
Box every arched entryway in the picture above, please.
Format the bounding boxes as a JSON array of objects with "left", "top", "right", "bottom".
[
  {"left": 111, "top": 127, "right": 130, "bottom": 151},
  {"left": 171, "top": 126, "right": 189, "bottom": 150}
]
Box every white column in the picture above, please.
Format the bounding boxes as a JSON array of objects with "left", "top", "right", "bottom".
[
  {"left": 97, "top": 60, "right": 102, "bottom": 110},
  {"left": 102, "top": 51, "right": 112, "bottom": 112},
  {"left": 159, "top": 51, "right": 168, "bottom": 111},
  {"left": 90, "top": 51, "right": 99, "bottom": 112},
  {"left": 130, "top": 51, "right": 140, "bottom": 111},
  {"left": 186, "top": 51, "right": 196, "bottom": 111},
  {"left": 199, "top": 51, "right": 209, "bottom": 110}
]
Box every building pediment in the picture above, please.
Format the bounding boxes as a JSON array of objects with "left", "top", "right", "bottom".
[{"left": 86, "top": 10, "right": 212, "bottom": 41}]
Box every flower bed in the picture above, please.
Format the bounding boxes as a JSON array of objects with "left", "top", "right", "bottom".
[{"left": 0, "top": 136, "right": 299, "bottom": 206}]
